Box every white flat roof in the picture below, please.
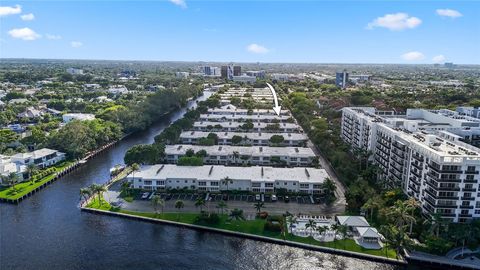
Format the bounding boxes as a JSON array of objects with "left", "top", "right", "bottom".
[
  {"left": 199, "top": 114, "right": 291, "bottom": 121},
  {"left": 165, "top": 145, "right": 315, "bottom": 157},
  {"left": 180, "top": 131, "right": 308, "bottom": 141},
  {"left": 194, "top": 121, "right": 300, "bottom": 130},
  {"left": 127, "top": 164, "right": 328, "bottom": 183}
]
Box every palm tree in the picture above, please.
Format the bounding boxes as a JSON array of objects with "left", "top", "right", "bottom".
[
  {"left": 228, "top": 208, "right": 245, "bottom": 221},
  {"left": 362, "top": 197, "right": 380, "bottom": 221},
  {"left": 151, "top": 195, "right": 164, "bottom": 215},
  {"left": 330, "top": 223, "right": 340, "bottom": 248},
  {"left": 381, "top": 225, "right": 411, "bottom": 259},
  {"left": 316, "top": 225, "right": 328, "bottom": 241},
  {"left": 221, "top": 177, "right": 233, "bottom": 191},
  {"left": 26, "top": 164, "right": 38, "bottom": 183},
  {"left": 216, "top": 200, "right": 228, "bottom": 215},
  {"left": 79, "top": 188, "right": 91, "bottom": 202},
  {"left": 131, "top": 163, "right": 140, "bottom": 180},
  {"left": 120, "top": 181, "right": 131, "bottom": 196},
  {"left": 174, "top": 200, "right": 185, "bottom": 220},
  {"left": 7, "top": 173, "right": 19, "bottom": 193},
  {"left": 305, "top": 219, "right": 317, "bottom": 237},
  {"left": 423, "top": 213, "right": 445, "bottom": 237},
  {"left": 195, "top": 197, "right": 206, "bottom": 212},
  {"left": 286, "top": 215, "right": 298, "bottom": 233},
  {"left": 404, "top": 197, "right": 421, "bottom": 234},
  {"left": 89, "top": 183, "right": 107, "bottom": 205},
  {"left": 253, "top": 201, "right": 265, "bottom": 213},
  {"left": 338, "top": 224, "right": 349, "bottom": 249},
  {"left": 387, "top": 200, "right": 416, "bottom": 229}
]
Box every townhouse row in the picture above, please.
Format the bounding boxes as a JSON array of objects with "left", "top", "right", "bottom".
[
  {"left": 192, "top": 121, "right": 302, "bottom": 133},
  {"left": 179, "top": 131, "right": 308, "bottom": 147},
  {"left": 165, "top": 145, "right": 316, "bottom": 166},
  {"left": 126, "top": 164, "right": 328, "bottom": 194}
]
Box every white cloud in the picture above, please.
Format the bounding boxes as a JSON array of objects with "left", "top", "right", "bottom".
[
  {"left": 246, "top": 43, "right": 269, "bottom": 54},
  {"left": 71, "top": 41, "right": 83, "bottom": 48},
  {"left": 8, "top": 27, "right": 41, "bottom": 41},
  {"left": 432, "top": 55, "right": 446, "bottom": 63},
  {"left": 0, "top": 4, "right": 21, "bottom": 17},
  {"left": 367, "top": 13, "right": 422, "bottom": 31},
  {"left": 401, "top": 51, "right": 425, "bottom": 61},
  {"left": 20, "top": 13, "right": 34, "bottom": 21},
  {"left": 169, "top": 0, "right": 187, "bottom": 8},
  {"left": 436, "top": 9, "right": 463, "bottom": 18},
  {"left": 46, "top": 34, "right": 62, "bottom": 40}
]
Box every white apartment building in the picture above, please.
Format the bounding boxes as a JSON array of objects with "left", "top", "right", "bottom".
[
  {"left": 341, "top": 107, "right": 480, "bottom": 223},
  {"left": 165, "top": 145, "right": 315, "bottom": 166},
  {"left": 199, "top": 114, "right": 292, "bottom": 123},
  {"left": 180, "top": 131, "right": 308, "bottom": 147},
  {"left": 207, "top": 105, "right": 290, "bottom": 116},
  {"left": 11, "top": 148, "right": 66, "bottom": 169},
  {"left": 193, "top": 121, "right": 301, "bottom": 133},
  {"left": 126, "top": 164, "right": 328, "bottom": 194}
]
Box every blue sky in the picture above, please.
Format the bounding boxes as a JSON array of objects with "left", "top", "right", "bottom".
[{"left": 0, "top": 1, "right": 479, "bottom": 64}]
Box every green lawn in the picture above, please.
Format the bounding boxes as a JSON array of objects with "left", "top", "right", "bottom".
[
  {"left": 0, "top": 161, "right": 74, "bottom": 200},
  {"left": 86, "top": 196, "right": 397, "bottom": 259}
]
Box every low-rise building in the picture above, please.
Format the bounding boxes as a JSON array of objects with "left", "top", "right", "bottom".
[
  {"left": 192, "top": 121, "right": 301, "bottom": 133},
  {"left": 180, "top": 131, "right": 308, "bottom": 147},
  {"left": 207, "top": 105, "right": 290, "bottom": 116},
  {"left": 126, "top": 164, "right": 328, "bottom": 194},
  {"left": 199, "top": 113, "right": 292, "bottom": 123},
  {"left": 165, "top": 145, "right": 315, "bottom": 166},
  {"left": 11, "top": 148, "right": 66, "bottom": 169}
]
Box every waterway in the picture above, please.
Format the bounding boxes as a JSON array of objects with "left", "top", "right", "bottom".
[{"left": 1, "top": 92, "right": 402, "bottom": 270}]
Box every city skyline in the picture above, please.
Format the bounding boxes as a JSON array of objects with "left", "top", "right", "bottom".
[{"left": 0, "top": 1, "right": 479, "bottom": 64}]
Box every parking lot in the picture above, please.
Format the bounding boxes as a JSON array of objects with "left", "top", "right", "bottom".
[{"left": 105, "top": 181, "right": 344, "bottom": 217}]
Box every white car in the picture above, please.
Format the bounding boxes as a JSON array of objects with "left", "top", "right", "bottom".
[
  {"left": 271, "top": 195, "right": 277, "bottom": 202},
  {"left": 141, "top": 192, "right": 150, "bottom": 200},
  {"left": 255, "top": 194, "right": 261, "bottom": 201}
]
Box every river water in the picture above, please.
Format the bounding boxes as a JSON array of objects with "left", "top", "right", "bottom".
[{"left": 0, "top": 92, "right": 402, "bottom": 270}]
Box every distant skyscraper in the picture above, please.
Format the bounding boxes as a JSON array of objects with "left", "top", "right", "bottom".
[
  {"left": 221, "top": 66, "right": 234, "bottom": 80},
  {"left": 335, "top": 69, "right": 349, "bottom": 89},
  {"left": 233, "top": 66, "right": 241, "bottom": 76},
  {"left": 203, "top": 66, "right": 212, "bottom": 75},
  {"left": 444, "top": 62, "right": 455, "bottom": 68}
]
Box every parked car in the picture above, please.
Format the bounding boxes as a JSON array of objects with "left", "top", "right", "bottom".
[
  {"left": 141, "top": 192, "right": 150, "bottom": 200},
  {"left": 284, "top": 196, "right": 290, "bottom": 203},
  {"left": 271, "top": 195, "right": 277, "bottom": 202},
  {"left": 255, "top": 194, "right": 261, "bottom": 201}
]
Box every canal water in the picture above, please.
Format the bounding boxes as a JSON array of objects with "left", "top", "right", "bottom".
[{"left": 0, "top": 92, "right": 401, "bottom": 270}]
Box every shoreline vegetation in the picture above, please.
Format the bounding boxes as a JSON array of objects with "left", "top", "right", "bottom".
[
  {"left": 0, "top": 86, "right": 203, "bottom": 203},
  {"left": 84, "top": 196, "right": 400, "bottom": 263}
]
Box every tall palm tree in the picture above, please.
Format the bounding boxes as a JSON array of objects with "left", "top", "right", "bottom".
[
  {"left": 387, "top": 200, "right": 416, "bottom": 229},
  {"left": 7, "top": 173, "right": 19, "bottom": 193},
  {"left": 216, "top": 200, "right": 228, "bottom": 215},
  {"left": 195, "top": 197, "right": 206, "bottom": 212},
  {"left": 151, "top": 195, "right": 164, "bottom": 215},
  {"left": 381, "top": 225, "right": 411, "bottom": 259},
  {"left": 404, "top": 197, "right": 421, "bottom": 234},
  {"left": 26, "top": 164, "right": 38, "bottom": 183},
  {"left": 317, "top": 225, "right": 328, "bottom": 240},
  {"left": 120, "top": 181, "right": 131, "bottom": 196},
  {"left": 221, "top": 177, "right": 233, "bottom": 192},
  {"left": 362, "top": 197, "right": 380, "bottom": 221},
  {"left": 131, "top": 163, "right": 140, "bottom": 180},
  {"left": 254, "top": 201, "right": 265, "bottom": 213},
  {"left": 228, "top": 208, "right": 245, "bottom": 221},
  {"left": 305, "top": 219, "right": 317, "bottom": 237},
  {"left": 338, "top": 224, "right": 349, "bottom": 249},
  {"left": 79, "top": 188, "right": 91, "bottom": 202},
  {"left": 330, "top": 223, "right": 340, "bottom": 248},
  {"left": 174, "top": 200, "right": 184, "bottom": 220},
  {"left": 423, "top": 213, "right": 445, "bottom": 237},
  {"left": 286, "top": 215, "right": 298, "bottom": 233},
  {"left": 89, "top": 183, "right": 107, "bottom": 206}
]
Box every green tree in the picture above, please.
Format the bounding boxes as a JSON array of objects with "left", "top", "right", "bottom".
[
  {"left": 228, "top": 208, "right": 245, "bottom": 221},
  {"left": 175, "top": 200, "right": 185, "bottom": 220},
  {"left": 269, "top": 135, "right": 285, "bottom": 145},
  {"left": 151, "top": 195, "right": 164, "bottom": 215},
  {"left": 216, "top": 200, "right": 228, "bottom": 215},
  {"left": 254, "top": 201, "right": 265, "bottom": 213},
  {"left": 195, "top": 197, "right": 206, "bottom": 212},
  {"left": 89, "top": 183, "right": 107, "bottom": 206},
  {"left": 305, "top": 219, "right": 317, "bottom": 236},
  {"left": 26, "top": 164, "right": 39, "bottom": 183},
  {"left": 79, "top": 187, "right": 92, "bottom": 202},
  {"left": 221, "top": 177, "right": 233, "bottom": 191}
]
